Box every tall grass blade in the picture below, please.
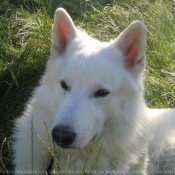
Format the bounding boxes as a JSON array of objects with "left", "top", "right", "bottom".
[{"left": 31, "top": 116, "right": 34, "bottom": 175}]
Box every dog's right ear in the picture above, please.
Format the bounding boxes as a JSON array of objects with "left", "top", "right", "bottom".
[
  {"left": 51, "top": 8, "right": 77, "bottom": 58},
  {"left": 115, "top": 21, "right": 147, "bottom": 74}
]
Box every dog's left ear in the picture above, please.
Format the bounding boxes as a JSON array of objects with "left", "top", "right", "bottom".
[
  {"left": 51, "top": 8, "right": 77, "bottom": 58},
  {"left": 115, "top": 21, "right": 147, "bottom": 74}
]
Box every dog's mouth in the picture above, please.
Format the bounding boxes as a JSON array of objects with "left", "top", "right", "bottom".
[{"left": 89, "top": 133, "right": 98, "bottom": 143}]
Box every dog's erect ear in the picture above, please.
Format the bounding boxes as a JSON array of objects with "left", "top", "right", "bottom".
[
  {"left": 116, "top": 21, "right": 147, "bottom": 74},
  {"left": 51, "top": 8, "right": 77, "bottom": 58}
]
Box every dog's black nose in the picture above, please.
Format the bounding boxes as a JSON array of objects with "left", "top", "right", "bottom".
[{"left": 52, "top": 124, "right": 76, "bottom": 147}]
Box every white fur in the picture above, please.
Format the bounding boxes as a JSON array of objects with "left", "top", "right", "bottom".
[{"left": 13, "top": 8, "right": 175, "bottom": 175}]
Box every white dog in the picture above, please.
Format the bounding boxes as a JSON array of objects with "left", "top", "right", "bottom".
[{"left": 13, "top": 8, "right": 175, "bottom": 175}]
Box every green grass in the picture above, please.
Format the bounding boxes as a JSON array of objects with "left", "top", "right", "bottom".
[{"left": 0, "top": 0, "right": 175, "bottom": 173}]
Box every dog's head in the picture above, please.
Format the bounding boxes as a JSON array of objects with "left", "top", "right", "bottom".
[{"left": 46, "top": 8, "right": 146, "bottom": 149}]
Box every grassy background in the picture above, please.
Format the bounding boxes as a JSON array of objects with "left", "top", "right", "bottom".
[{"left": 0, "top": 0, "right": 175, "bottom": 173}]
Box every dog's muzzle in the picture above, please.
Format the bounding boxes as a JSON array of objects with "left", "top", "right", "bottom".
[{"left": 52, "top": 124, "right": 76, "bottom": 148}]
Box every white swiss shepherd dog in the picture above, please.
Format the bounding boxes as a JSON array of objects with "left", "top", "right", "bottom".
[{"left": 13, "top": 8, "right": 175, "bottom": 175}]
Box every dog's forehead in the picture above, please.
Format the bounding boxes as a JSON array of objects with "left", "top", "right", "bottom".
[{"left": 60, "top": 44, "right": 124, "bottom": 89}]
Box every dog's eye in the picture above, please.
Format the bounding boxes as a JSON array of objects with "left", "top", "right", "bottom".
[
  {"left": 60, "top": 80, "right": 69, "bottom": 91},
  {"left": 94, "top": 89, "right": 109, "bottom": 98}
]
